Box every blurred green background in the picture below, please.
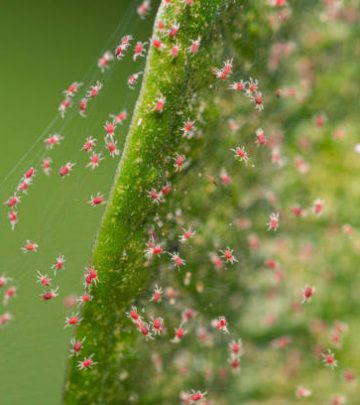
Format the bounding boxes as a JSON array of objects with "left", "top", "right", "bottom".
[{"left": 0, "top": 1, "right": 157, "bottom": 403}]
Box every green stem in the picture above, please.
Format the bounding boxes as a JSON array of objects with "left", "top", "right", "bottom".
[{"left": 63, "top": 0, "right": 237, "bottom": 402}]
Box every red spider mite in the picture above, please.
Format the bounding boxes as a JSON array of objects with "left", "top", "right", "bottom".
[
  {"left": 255, "top": 128, "right": 267, "bottom": 146},
  {"left": 87, "top": 81, "right": 103, "bottom": 98},
  {"left": 151, "top": 317, "right": 164, "bottom": 335},
  {"left": 313, "top": 198, "right": 324, "bottom": 215},
  {"left": 89, "top": 193, "right": 105, "bottom": 207},
  {"left": 179, "top": 228, "right": 195, "bottom": 243},
  {"left": 267, "top": 212, "right": 279, "bottom": 231},
  {"left": 189, "top": 37, "right": 201, "bottom": 54},
  {"left": 69, "top": 337, "right": 86, "bottom": 356},
  {"left": 133, "top": 41, "right": 147, "bottom": 61},
  {"left": 24, "top": 167, "right": 35, "bottom": 179},
  {"left": 171, "top": 325, "right": 187, "bottom": 343},
  {"left": 104, "top": 121, "right": 116, "bottom": 137},
  {"left": 98, "top": 51, "right": 114, "bottom": 73},
  {"left": 302, "top": 285, "right": 315, "bottom": 303},
  {"left": 154, "top": 96, "right": 166, "bottom": 113},
  {"left": 136, "top": 320, "right": 153, "bottom": 340},
  {"left": 3, "top": 286, "right": 17, "bottom": 305},
  {"left": 169, "top": 23, "right": 180, "bottom": 38},
  {"left": 169, "top": 252, "right": 186, "bottom": 269},
  {"left": 44, "top": 134, "right": 63, "bottom": 149},
  {"left": 110, "top": 110, "right": 127, "bottom": 124},
  {"left": 247, "top": 78, "right": 258, "bottom": 95},
  {"left": 59, "top": 98, "right": 71, "bottom": 118},
  {"left": 231, "top": 146, "right": 249, "bottom": 163},
  {"left": 22, "top": 240, "right": 38, "bottom": 253},
  {"left": 220, "top": 247, "right": 238, "bottom": 264},
  {"left": 82, "top": 137, "right": 96, "bottom": 153},
  {"left": 59, "top": 162, "right": 75, "bottom": 177},
  {"left": 36, "top": 272, "right": 51, "bottom": 287},
  {"left": 115, "top": 35, "right": 132, "bottom": 59},
  {"left": 115, "top": 44, "right": 126, "bottom": 60},
  {"left": 42, "top": 158, "right": 52, "bottom": 175},
  {"left": 220, "top": 168, "right": 232, "bottom": 185},
  {"left": 86, "top": 152, "right": 103, "bottom": 170},
  {"left": 137, "top": 0, "right": 151, "bottom": 18},
  {"left": 181, "top": 390, "right": 207, "bottom": 404},
  {"left": 182, "top": 308, "right": 195, "bottom": 323},
  {"left": 151, "top": 38, "right": 163, "bottom": 50},
  {"left": 17, "top": 178, "right": 32, "bottom": 194},
  {"left": 181, "top": 120, "right": 196, "bottom": 138},
  {"left": 145, "top": 238, "right": 164, "bottom": 258},
  {"left": 322, "top": 349, "right": 337, "bottom": 369},
  {"left": 253, "top": 91, "right": 264, "bottom": 111},
  {"left": 0, "top": 312, "right": 12, "bottom": 326},
  {"left": 127, "top": 306, "right": 141, "bottom": 323},
  {"left": 157, "top": 20, "right": 166, "bottom": 32},
  {"left": 77, "top": 355, "right": 96, "bottom": 370},
  {"left": 150, "top": 285, "right": 163, "bottom": 303},
  {"left": 229, "top": 356, "right": 241, "bottom": 372},
  {"left": 106, "top": 139, "right": 120, "bottom": 157},
  {"left": 174, "top": 154, "right": 186, "bottom": 171},
  {"left": 64, "top": 82, "right": 82, "bottom": 98},
  {"left": 79, "top": 98, "right": 88, "bottom": 117},
  {"left": 77, "top": 293, "right": 92, "bottom": 305},
  {"left": 229, "top": 81, "right": 247, "bottom": 91},
  {"left": 148, "top": 188, "right": 163, "bottom": 204},
  {"left": 229, "top": 339, "right": 243, "bottom": 356},
  {"left": 6, "top": 194, "right": 20, "bottom": 208},
  {"left": 121, "top": 35, "right": 132, "bottom": 47},
  {"left": 84, "top": 266, "right": 98, "bottom": 287},
  {"left": 161, "top": 183, "right": 172, "bottom": 195},
  {"left": 128, "top": 72, "right": 142, "bottom": 89},
  {"left": 42, "top": 288, "right": 59, "bottom": 301},
  {"left": 0, "top": 275, "right": 11, "bottom": 289},
  {"left": 212, "top": 316, "right": 229, "bottom": 334},
  {"left": 52, "top": 255, "right": 65, "bottom": 272},
  {"left": 169, "top": 44, "right": 180, "bottom": 58},
  {"left": 214, "top": 59, "right": 233, "bottom": 80},
  {"left": 295, "top": 385, "right": 311, "bottom": 398},
  {"left": 65, "top": 314, "right": 81, "bottom": 328}
]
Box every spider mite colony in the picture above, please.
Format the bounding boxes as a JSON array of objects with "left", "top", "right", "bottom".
[{"left": 1, "top": 0, "right": 359, "bottom": 404}]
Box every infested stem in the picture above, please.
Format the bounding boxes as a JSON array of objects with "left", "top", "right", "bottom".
[{"left": 63, "top": 0, "right": 239, "bottom": 402}]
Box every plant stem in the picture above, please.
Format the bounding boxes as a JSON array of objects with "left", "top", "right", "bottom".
[{"left": 63, "top": 0, "right": 238, "bottom": 402}]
